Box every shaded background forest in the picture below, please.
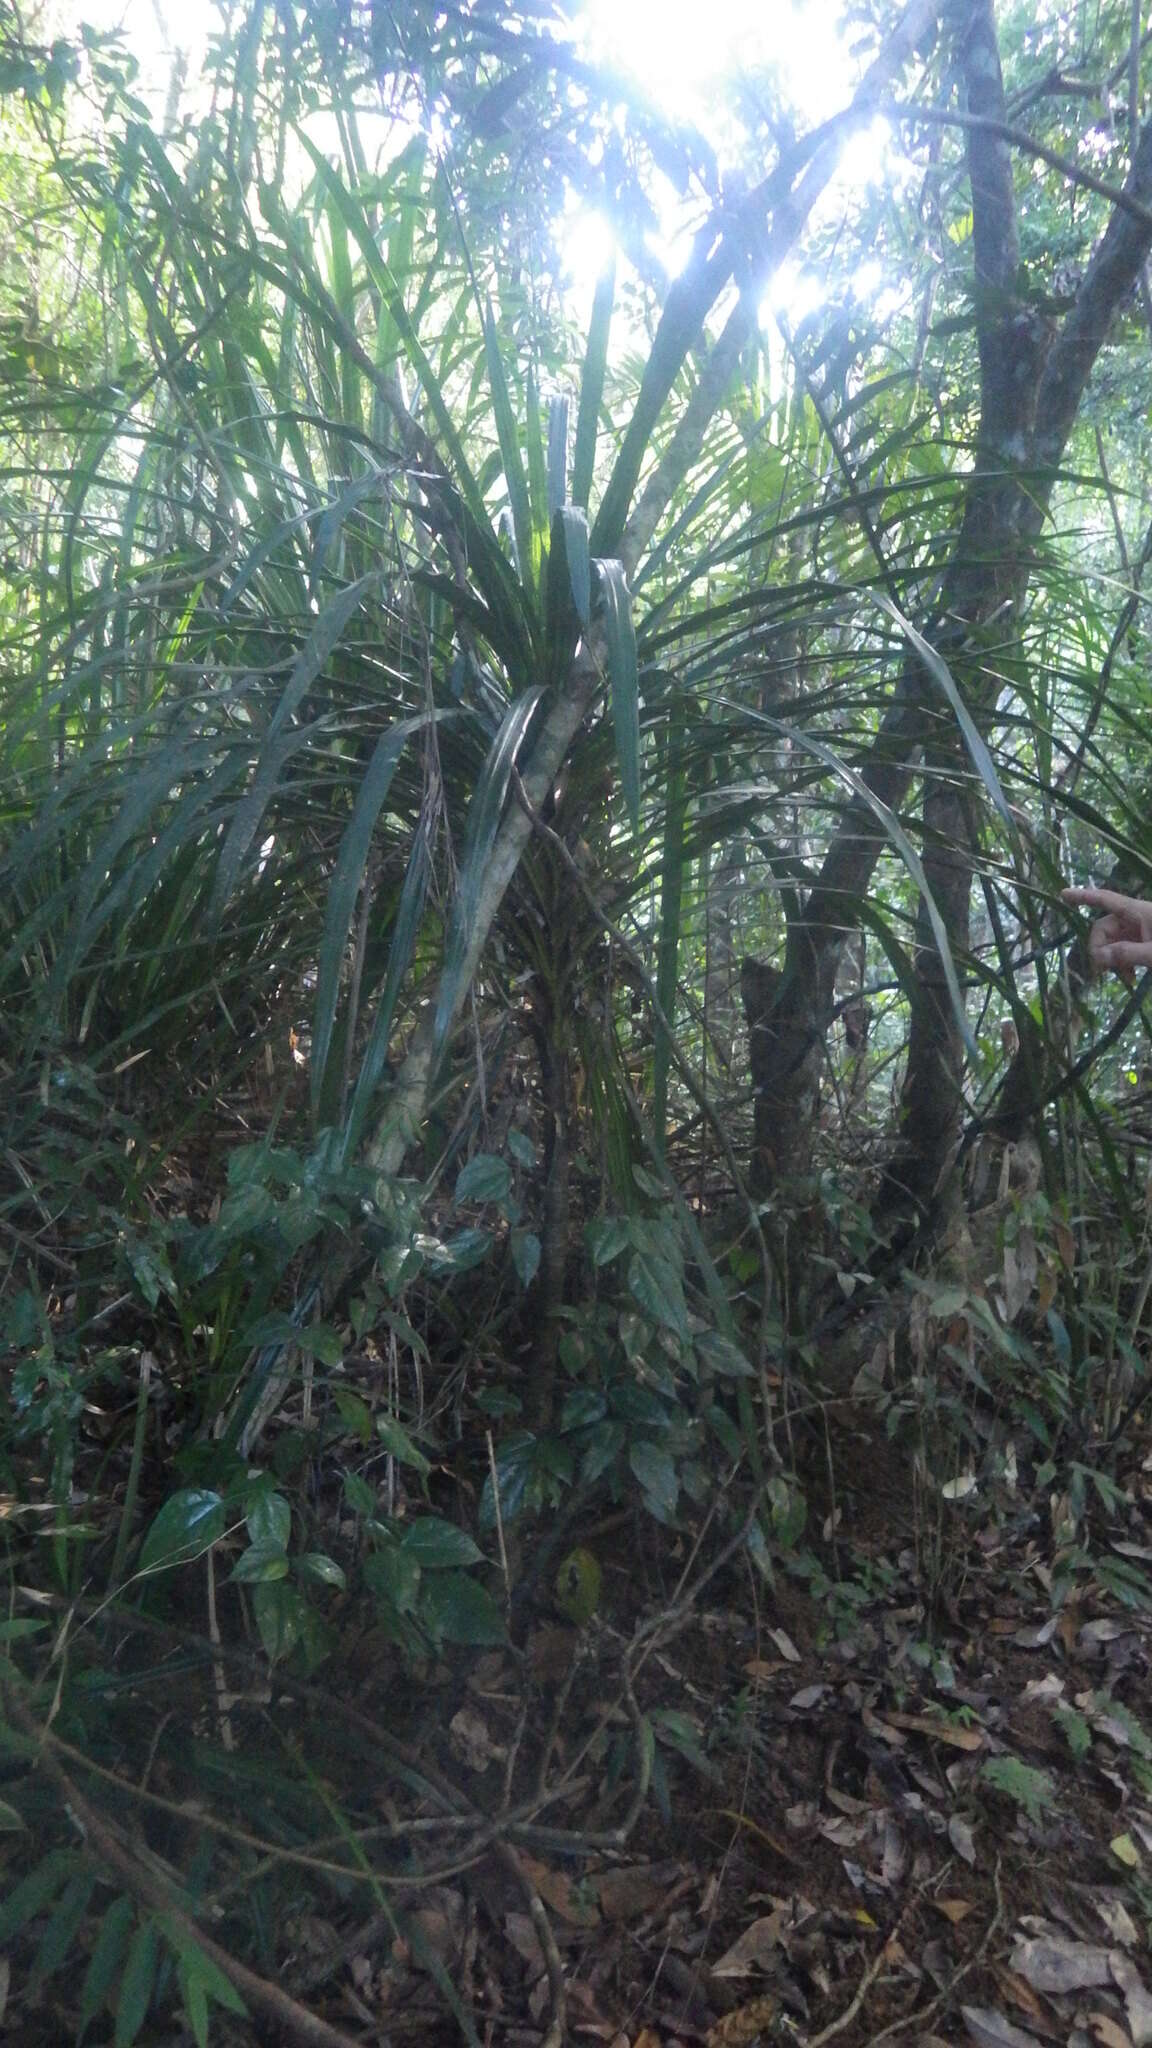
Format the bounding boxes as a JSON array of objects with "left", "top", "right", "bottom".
[{"left": 4, "top": 1, "right": 1152, "bottom": 2043}]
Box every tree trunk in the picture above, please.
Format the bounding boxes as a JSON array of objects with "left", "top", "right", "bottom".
[{"left": 746, "top": 5, "right": 1152, "bottom": 1221}]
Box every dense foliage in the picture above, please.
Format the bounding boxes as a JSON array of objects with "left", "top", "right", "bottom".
[{"left": 3, "top": 0, "right": 1152, "bottom": 2040}]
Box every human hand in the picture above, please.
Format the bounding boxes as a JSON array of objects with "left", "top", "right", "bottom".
[{"left": 1061, "top": 885, "right": 1152, "bottom": 984}]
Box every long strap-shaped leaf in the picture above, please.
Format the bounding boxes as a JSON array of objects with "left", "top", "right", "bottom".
[
  {"left": 594, "top": 558, "right": 640, "bottom": 831},
  {"left": 296, "top": 132, "right": 490, "bottom": 535},
  {"left": 433, "top": 689, "right": 546, "bottom": 1054},
  {"left": 341, "top": 826, "right": 432, "bottom": 1164},
  {"left": 745, "top": 714, "right": 979, "bottom": 1062},
  {"left": 211, "top": 572, "right": 377, "bottom": 917},
  {"left": 310, "top": 713, "right": 434, "bottom": 1116},
  {"left": 872, "top": 592, "right": 1019, "bottom": 841},
  {"left": 572, "top": 254, "right": 615, "bottom": 513}
]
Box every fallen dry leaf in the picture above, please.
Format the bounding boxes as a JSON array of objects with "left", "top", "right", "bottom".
[
  {"left": 1011, "top": 1935, "right": 1112, "bottom": 1995},
  {"left": 962, "top": 2005, "right": 1045, "bottom": 2048},
  {"left": 883, "top": 1711, "right": 985, "bottom": 1751},
  {"left": 1111, "top": 1951, "right": 1152, "bottom": 2048},
  {"left": 706, "top": 1995, "right": 780, "bottom": 2048},
  {"left": 518, "top": 1853, "right": 599, "bottom": 1928},
  {"left": 1086, "top": 2016, "right": 1131, "bottom": 2048},
  {"left": 711, "top": 1912, "right": 786, "bottom": 1978},
  {"left": 596, "top": 1863, "right": 681, "bottom": 1923}
]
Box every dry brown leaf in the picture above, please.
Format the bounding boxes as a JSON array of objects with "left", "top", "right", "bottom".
[
  {"left": 596, "top": 1863, "right": 680, "bottom": 1923},
  {"left": 1110, "top": 1952, "right": 1152, "bottom": 2048},
  {"left": 1086, "top": 2017, "right": 1131, "bottom": 2048},
  {"left": 706, "top": 1996, "right": 780, "bottom": 2048},
  {"left": 883, "top": 1711, "right": 985, "bottom": 1751},
  {"left": 518, "top": 1853, "right": 599, "bottom": 1928},
  {"left": 768, "top": 1628, "right": 801, "bottom": 1663},
  {"left": 633, "top": 2030, "right": 662, "bottom": 2048},
  {"left": 448, "top": 1706, "right": 505, "bottom": 1772},
  {"left": 712, "top": 1911, "right": 786, "bottom": 1978},
  {"left": 1011, "top": 1936, "right": 1112, "bottom": 1995},
  {"left": 962, "top": 2005, "right": 1045, "bottom": 2047}
]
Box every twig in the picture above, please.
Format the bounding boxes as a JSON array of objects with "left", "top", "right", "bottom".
[
  {"left": 806, "top": 1884, "right": 925, "bottom": 2048},
  {"left": 864, "top": 1856, "right": 1007, "bottom": 2047},
  {"left": 496, "top": 1844, "right": 567, "bottom": 2048}
]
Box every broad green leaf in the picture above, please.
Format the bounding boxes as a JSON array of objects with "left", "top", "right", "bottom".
[
  {"left": 510, "top": 1228, "right": 541, "bottom": 1286},
  {"left": 363, "top": 1542, "right": 422, "bottom": 1614},
  {"left": 229, "top": 1544, "right": 290, "bottom": 1584},
  {"left": 138, "top": 1490, "right": 225, "bottom": 1575},
  {"left": 295, "top": 1552, "right": 347, "bottom": 1589},
  {"left": 401, "top": 1517, "right": 483, "bottom": 1567},
  {"left": 376, "top": 1415, "right": 432, "bottom": 1475},
  {"left": 420, "top": 1570, "right": 506, "bottom": 1645},
  {"left": 455, "top": 1153, "right": 512, "bottom": 1204},
  {"left": 629, "top": 1441, "right": 680, "bottom": 1521},
  {"left": 245, "top": 1489, "right": 291, "bottom": 1552},
  {"left": 251, "top": 1581, "right": 308, "bottom": 1663}
]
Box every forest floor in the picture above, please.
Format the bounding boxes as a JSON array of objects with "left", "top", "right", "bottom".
[
  {"left": 6, "top": 1314, "right": 1152, "bottom": 2048},
  {"left": 270, "top": 1412, "right": 1152, "bottom": 2048}
]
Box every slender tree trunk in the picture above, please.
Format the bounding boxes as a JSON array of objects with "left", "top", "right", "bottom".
[{"left": 746, "top": 8, "right": 1152, "bottom": 1218}]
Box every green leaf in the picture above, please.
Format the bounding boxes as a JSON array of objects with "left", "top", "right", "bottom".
[
  {"left": 401, "top": 1517, "right": 483, "bottom": 1567},
  {"left": 251, "top": 1581, "right": 308, "bottom": 1663},
  {"left": 115, "top": 1919, "right": 158, "bottom": 2048},
  {"left": 211, "top": 573, "right": 378, "bottom": 918},
  {"left": 334, "top": 1388, "right": 374, "bottom": 1445},
  {"left": 0, "top": 1850, "right": 76, "bottom": 1947},
  {"left": 245, "top": 1488, "right": 291, "bottom": 1551},
  {"left": 79, "top": 1896, "right": 135, "bottom": 2041},
  {"left": 376, "top": 1415, "right": 432, "bottom": 1475},
  {"left": 295, "top": 1552, "right": 347, "bottom": 1590},
  {"left": 455, "top": 1153, "right": 512, "bottom": 1204},
  {"left": 138, "top": 1490, "right": 225, "bottom": 1575},
  {"left": 594, "top": 558, "right": 640, "bottom": 830},
  {"left": 229, "top": 1544, "right": 290, "bottom": 1584},
  {"left": 586, "top": 1215, "right": 631, "bottom": 1266},
  {"left": 32, "top": 1869, "right": 95, "bottom": 1984},
  {"left": 572, "top": 253, "right": 615, "bottom": 511},
  {"left": 433, "top": 688, "right": 545, "bottom": 1054},
  {"left": 628, "top": 1252, "right": 688, "bottom": 1337},
  {"left": 510, "top": 1228, "right": 541, "bottom": 1286},
  {"left": 483, "top": 297, "right": 536, "bottom": 592},
  {"left": 507, "top": 1131, "right": 536, "bottom": 1168},
  {"left": 158, "top": 1916, "right": 248, "bottom": 2022},
  {"left": 311, "top": 719, "right": 421, "bottom": 1114},
  {"left": 420, "top": 1570, "right": 506, "bottom": 1645},
  {"left": 629, "top": 1441, "right": 680, "bottom": 1521},
  {"left": 980, "top": 1756, "right": 1056, "bottom": 1822},
  {"left": 364, "top": 1542, "right": 422, "bottom": 1614}
]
